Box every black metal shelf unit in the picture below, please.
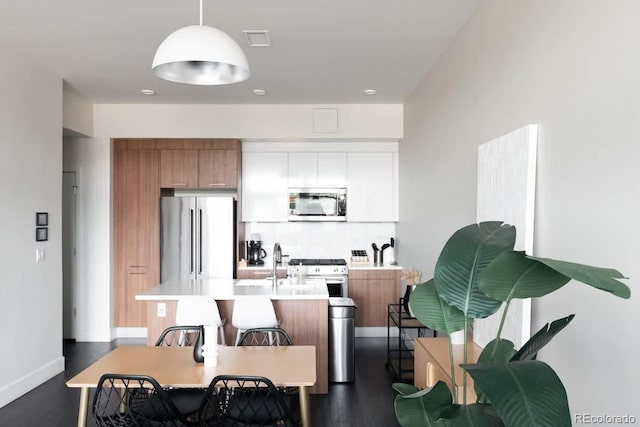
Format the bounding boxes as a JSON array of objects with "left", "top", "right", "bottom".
[{"left": 386, "top": 299, "right": 434, "bottom": 382}]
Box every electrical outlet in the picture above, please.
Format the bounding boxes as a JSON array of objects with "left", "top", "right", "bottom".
[{"left": 157, "top": 302, "right": 166, "bottom": 318}]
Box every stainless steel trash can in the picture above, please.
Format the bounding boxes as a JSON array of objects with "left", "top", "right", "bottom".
[{"left": 328, "top": 297, "right": 357, "bottom": 382}]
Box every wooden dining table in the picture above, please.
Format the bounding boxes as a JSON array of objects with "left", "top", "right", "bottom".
[{"left": 66, "top": 345, "right": 316, "bottom": 427}]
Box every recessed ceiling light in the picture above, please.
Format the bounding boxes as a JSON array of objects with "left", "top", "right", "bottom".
[
  {"left": 363, "top": 89, "right": 377, "bottom": 96},
  {"left": 243, "top": 30, "right": 271, "bottom": 47},
  {"left": 253, "top": 89, "right": 266, "bottom": 96},
  {"left": 141, "top": 89, "right": 156, "bottom": 96}
]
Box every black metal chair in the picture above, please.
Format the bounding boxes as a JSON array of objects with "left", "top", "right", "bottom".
[
  {"left": 155, "top": 326, "right": 208, "bottom": 418},
  {"left": 198, "top": 375, "right": 298, "bottom": 426},
  {"left": 92, "top": 373, "right": 197, "bottom": 426},
  {"left": 155, "top": 325, "right": 202, "bottom": 347},
  {"left": 237, "top": 327, "right": 293, "bottom": 347},
  {"left": 236, "top": 328, "right": 299, "bottom": 423}
]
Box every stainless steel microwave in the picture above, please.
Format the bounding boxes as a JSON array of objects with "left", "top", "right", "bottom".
[{"left": 288, "top": 188, "right": 347, "bottom": 221}]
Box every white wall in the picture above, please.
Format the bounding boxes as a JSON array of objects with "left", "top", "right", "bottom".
[
  {"left": 398, "top": 0, "right": 639, "bottom": 418},
  {"left": 93, "top": 104, "right": 402, "bottom": 139},
  {"left": 63, "top": 82, "right": 93, "bottom": 137},
  {"left": 63, "top": 137, "right": 112, "bottom": 342},
  {"left": 0, "top": 46, "right": 64, "bottom": 407}
]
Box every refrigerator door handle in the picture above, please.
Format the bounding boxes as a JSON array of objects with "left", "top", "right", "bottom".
[
  {"left": 199, "top": 208, "right": 203, "bottom": 274},
  {"left": 190, "top": 208, "right": 195, "bottom": 274}
]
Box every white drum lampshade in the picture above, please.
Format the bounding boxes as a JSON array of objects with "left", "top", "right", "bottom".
[{"left": 152, "top": 24, "right": 250, "bottom": 85}]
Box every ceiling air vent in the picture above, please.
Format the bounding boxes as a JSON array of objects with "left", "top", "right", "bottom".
[{"left": 242, "top": 30, "right": 271, "bottom": 47}]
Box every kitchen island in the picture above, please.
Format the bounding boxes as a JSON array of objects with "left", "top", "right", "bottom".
[{"left": 136, "top": 278, "right": 329, "bottom": 394}]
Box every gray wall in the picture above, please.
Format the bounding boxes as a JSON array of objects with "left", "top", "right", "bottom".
[
  {"left": 398, "top": 0, "right": 639, "bottom": 417},
  {"left": 0, "top": 46, "right": 64, "bottom": 407}
]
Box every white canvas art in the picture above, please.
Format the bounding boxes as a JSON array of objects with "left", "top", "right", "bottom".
[{"left": 474, "top": 124, "right": 538, "bottom": 349}]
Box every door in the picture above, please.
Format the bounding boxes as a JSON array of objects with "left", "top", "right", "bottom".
[
  {"left": 62, "top": 171, "right": 77, "bottom": 339},
  {"left": 161, "top": 197, "right": 196, "bottom": 282},
  {"left": 198, "top": 197, "right": 235, "bottom": 279}
]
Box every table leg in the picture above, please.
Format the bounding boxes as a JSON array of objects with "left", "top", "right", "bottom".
[
  {"left": 77, "top": 387, "right": 89, "bottom": 427},
  {"left": 299, "top": 385, "right": 311, "bottom": 427}
]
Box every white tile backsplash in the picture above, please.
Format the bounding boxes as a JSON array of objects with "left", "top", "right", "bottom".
[{"left": 245, "top": 222, "right": 396, "bottom": 265}]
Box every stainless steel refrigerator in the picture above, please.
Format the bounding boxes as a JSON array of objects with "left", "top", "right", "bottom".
[{"left": 160, "top": 195, "right": 236, "bottom": 281}]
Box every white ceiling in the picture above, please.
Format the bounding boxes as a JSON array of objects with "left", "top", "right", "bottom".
[{"left": 0, "top": 0, "right": 477, "bottom": 104}]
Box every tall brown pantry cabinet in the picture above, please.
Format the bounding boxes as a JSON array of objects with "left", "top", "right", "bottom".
[
  {"left": 113, "top": 142, "right": 160, "bottom": 327},
  {"left": 113, "top": 139, "right": 241, "bottom": 327}
]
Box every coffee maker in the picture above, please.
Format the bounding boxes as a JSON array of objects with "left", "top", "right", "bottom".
[{"left": 247, "top": 240, "right": 267, "bottom": 265}]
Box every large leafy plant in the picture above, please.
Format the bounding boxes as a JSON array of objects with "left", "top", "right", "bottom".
[{"left": 394, "top": 221, "right": 630, "bottom": 427}]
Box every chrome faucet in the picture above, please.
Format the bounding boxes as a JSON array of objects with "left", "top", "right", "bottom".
[{"left": 272, "top": 242, "right": 281, "bottom": 287}]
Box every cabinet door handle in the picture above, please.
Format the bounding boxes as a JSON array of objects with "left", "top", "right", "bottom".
[
  {"left": 128, "top": 265, "right": 146, "bottom": 268},
  {"left": 207, "top": 183, "right": 226, "bottom": 186},
  {"left": 170, "top": 183, "right": 188, "bottom": 186}
]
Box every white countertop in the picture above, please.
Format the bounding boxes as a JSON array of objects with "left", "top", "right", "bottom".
[{"left": 135, "top": 278, "right": 329, "bottom": 301}]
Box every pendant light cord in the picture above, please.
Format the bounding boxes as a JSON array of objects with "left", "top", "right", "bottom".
[{"left": 199, "top": 0, "right": 203, "bottom": 26}]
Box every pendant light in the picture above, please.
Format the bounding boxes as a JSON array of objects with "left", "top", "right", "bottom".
[{"left": 152, "top": 0, "right": 250, "bottom": 85}]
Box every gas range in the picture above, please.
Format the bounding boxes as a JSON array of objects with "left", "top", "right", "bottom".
[{"left": 287, "top": 258, "right": 349, "bottom": 297}]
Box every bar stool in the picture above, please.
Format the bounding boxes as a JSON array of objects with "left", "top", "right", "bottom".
[
  {"left": 231, "top": 297, "right": 279, "bottom": 345},
  {"left": 176, "top": 297, "right": 226, "bottom": 345}
]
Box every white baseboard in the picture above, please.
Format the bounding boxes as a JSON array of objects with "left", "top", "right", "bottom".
[
  {"left": 112, "top": 327, "right": 148, "bottom": 339},
  {"left": 355, "top": 327, "right": 397, "bottom": 338},
  {"left": 0, "top": 356, "right": 65, "bottom": 409}
]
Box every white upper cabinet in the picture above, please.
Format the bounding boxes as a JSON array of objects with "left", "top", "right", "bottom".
[
  {"left": 241, "top": 152, "right": 288, "bottom": 222},
  {"left": 288, "top": 152, "right": 347, "bottom": 188},
  {"left": 347, "top": 152, "right": 397, "bottom": 222}
]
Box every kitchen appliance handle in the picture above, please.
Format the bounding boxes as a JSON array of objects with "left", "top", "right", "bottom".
[
  {"left": 190, "top": 209, "right": 194, "bottom": 274},
  {"left": 199, "top": 209, "right": 203, "bottom": 274},
  {"left": 318, "top": 276, "right": 347, "bottom": 284}
]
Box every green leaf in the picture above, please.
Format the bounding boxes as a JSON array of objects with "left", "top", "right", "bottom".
[
  {"left": 479, "top": 251, "right": 570, "bottom": 300},
  {"left": 462, "top": 361, "right": 571, "bottom": 427},
  {"left": 435, "top": 222, "right": 515, "bottom": 319},
  {"left": 394, "top": 381, "right": 454, "bottom": 427},
  {"left": 511, "top": 315, "right": 574, "bottom": 362},
  {"left": 393, "top": 382, "right": 421, "bottom": 396},
  {"left": 474, "top": 338, "right": 516, "bottom": 403},
  {"left": 528, "top": 256, "right": 630, "bottom": 299},
  {"left": 439, "top": 404, "right": 505, "bottom": 427},
  {"left": 409, "top": 279, "right": 465, "bottom": 333}
]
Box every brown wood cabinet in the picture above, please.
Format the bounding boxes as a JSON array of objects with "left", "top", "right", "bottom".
[
  {"left": 236, "top": 268, "right": 287, "bottom": 279},
  {"left": 158, "top": 140, "right": 240, "bottom": 189},
  {"left": 349, "top": 269, "right": 401, "bottom": 326},
  {"left": 198, "top": 148, "right": 238, "bottom": 188},
  {"left": 113, "top": 138, "right": 241, "bottom": 327},
  {"left": 159, "top": 149, "right": 199, "bottom": 188},
  {"left": 113, "top": 143, "right": 160, "bottom": 327}
]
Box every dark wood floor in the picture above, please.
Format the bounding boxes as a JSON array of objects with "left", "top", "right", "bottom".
[{"left": 0, "top": 337, "right": 401, "bottom": 426}]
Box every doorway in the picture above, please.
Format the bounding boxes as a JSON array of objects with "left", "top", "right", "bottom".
[{"left": 62, "top": 171, "right": 77, "bottom": 339}]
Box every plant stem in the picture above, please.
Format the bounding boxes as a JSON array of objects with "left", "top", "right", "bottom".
[
  {"left": 448, "top": 336, "right": 458, "bottom": 403},
  {"left": 496, "top": 299, "right": 512, "bottom": 341},
  {"left": 462, "top": 316, "right": 468, "bottom": 405}
]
